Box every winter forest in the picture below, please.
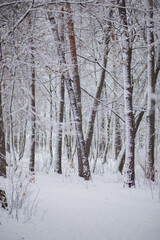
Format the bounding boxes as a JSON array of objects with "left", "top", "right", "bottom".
[{"left": 0, "top": 0, "right": 160, "bottom": 240}]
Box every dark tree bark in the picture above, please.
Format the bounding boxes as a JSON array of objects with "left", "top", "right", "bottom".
[
  {"left": 118, "top": 0, "right": 135, "bottom": 187},
  {"left": 29, "top": 15, "right": 36, "bottom": 173},
  {"left": 66, "top": 2, "right": 82, "bottom": 119},
  {"left": 18, "top": 118, "right": 27, "bottom": 161},
  {"left": 46, "top": 72, "right": 54, "bottom": 171},
  {"left": 146, "top": 0, "right": 156, "bottom": 181},
  {"left": 0, "top": 34, "right": 8, "bottom": 209},
  {"left": 66, "top": 3, "right": 84, "bottom": 176},
  {"left": 55, "top": 74, "right": 65, "bottom": 174},
  {"left": 115, "top": 115, "right": 122, "bottom": 160},
  {"left": 0, "top": 35, "right": 7, "bottom": 178}
]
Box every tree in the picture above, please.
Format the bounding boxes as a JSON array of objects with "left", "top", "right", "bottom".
[
  {"left": 29, "top": 13, "right": 36, "bottom": 173},
  {"left": 55, "top": 8, "right": 65, "bottom": 174},
  {"left": 118, "top": 0, "right": 135, "bottom": 187},
  {"left": 146, "top": 0, "right": 156, "bottom": 181},
  {"left": 0, "top": 34, "right": 8, "bottom": 208},
  {"left": 66, "top": 3, "right": 84, "bottom": 176}
]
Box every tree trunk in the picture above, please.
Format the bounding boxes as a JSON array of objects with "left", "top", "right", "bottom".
[
  {"left": 55, "top": 8, "right": 65, "bottom": 174},
  {"left": 118, "top": 0, "right": 135, "bottom": 187},
  {"left": 66, "top": 2, "right": 82, "bottom": 119},
  {"left": 146, "top": 0, "right": 155, "bottom": 181},
  {"left": 29, "top": 16, "right": 36, "bottom": 173},
  {"left": 9, "top": 83, "right": 17, "bottom": 170},
  {"left": 55, "top": 74, "right": 65, "bottom": 174},
  {"left": 0, "top": 34, "right": 8, "bottom": 209},
  {"left": 66, "top": 3, "right": 83, "bottom": 176},
  {"left": 0, "top": 35, "right": 7, "bottom": 178},
  {"left": 49, "top": 73, "right": 53, "bottom": 169},
  {"left": 19, "top": 117, "right": 27, "bottom": 161},
  {"left": 114, "top": 115, "right": 122, "bottom": 160}
]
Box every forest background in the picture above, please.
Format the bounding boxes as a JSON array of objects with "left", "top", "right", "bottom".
[{"left": 0, "top": 0, "right": 160, "bottom": 211}]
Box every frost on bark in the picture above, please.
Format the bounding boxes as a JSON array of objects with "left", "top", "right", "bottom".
[
  {"left": 146, "top": 0, "right": 155, "bottom": 181},
  {"left": 0, "top": 35, "right": 7, "bottom": 178},
  {"left": 55, "top": 75, "right": 65, "bottom": 174},
  {"left": 66, "top": 2, "right": 82, "bottom": 119},
  {"left": 0, "top": 34, "right": 8, "bottom": 209},
  {"left": 0, "top": 86, "right": 7, "bottom": 177},
  {"left": 29, "top": 15, "right": 36, "bottom": 173},
  {"left": 118, "top": 0, "right": 135, "bottom": 187},
  {"left": 54, "top": 8, "right": 65, "bottom": 174},
  {"left": 66, "top": 3, "right": 83, "bottom": 176},
  {"left": 48, "top": 12, "right": 90, "bottom": 180},
  {"left": 48, "top": 72, "right": 53, "bottom": 170}
]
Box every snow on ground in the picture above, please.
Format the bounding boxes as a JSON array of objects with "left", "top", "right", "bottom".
[{"left": 0, "top": 173, "right": 160, "bottom": 240}]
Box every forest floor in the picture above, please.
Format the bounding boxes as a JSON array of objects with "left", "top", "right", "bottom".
[{"left": 0, "top": 172, "right": 160, "bottom": 240}]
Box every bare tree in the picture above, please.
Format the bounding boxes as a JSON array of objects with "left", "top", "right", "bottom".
[
  {"left": 118, "top": 0, "right": 135, "bottom": 187},
  {"left": 29, "top": 13, "right": 36, "bottom": 173},
  {"left": 146, "top": 0, "right": 156, "bottom": 181},
  {"left": 0, "top": 34, "right": 8, "bottom": 208},
  {"left": 66, "top": 3, "right": 84, "bottom": 176}
]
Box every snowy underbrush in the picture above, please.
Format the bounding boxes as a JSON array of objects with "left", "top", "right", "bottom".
[
  {"left": 0, "top": 167, "right": 39, "bottom": 221},
  {"left": 33, "top": 150, "right": 160, "bottom": 191}
]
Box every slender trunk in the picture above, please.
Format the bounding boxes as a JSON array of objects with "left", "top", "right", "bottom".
[
  {"left": 113, "top": 63, "right": 122, "bottom": 160},
  {"left": 29, "top": 21, "right": 36, "bottom": 173},
  {"left": 118, "top": 0, "right": 135, "bottom": 187},
  {"left": 64, "top": 109, "right": 73, "bottom": 163},
  {"left": 102, "top": 113, "right": 112, "bottom": 164},
  {"left": 49, "top": 75, "right": 53, "bottom": 167},
  {"left": 0, "top": 81, "right": 7, "bottom": 178},
  {"left": 115, "top": 115, "right": 122, "bottom": 159},
  {"left": 55, "top": 75, "right": 65, "bottom": 174},
  {"left": 146, "top": 0, "right": 155, "bottom": 181},
  {"left": 9, "top": 83, "right": 17, "bottom": 170},
  {"left": 55, "top": 9, "right": 65, "bottom": 174},
  {"left": 0, "top": 34, "right": 8, "bottom": 209},
  {"left": 19, "top": 118, "right": 27, "bottom": 160},
  {"left": 0, "top": 35, "right": 7, "bottom": 178}
]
